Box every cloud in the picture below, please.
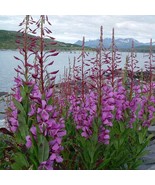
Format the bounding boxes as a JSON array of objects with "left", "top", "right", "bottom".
[
  {"left": 0, "top": 15, "right": 155, "bottom": 43},
  {"left": 0, "top": 15, "right": 24, "bottom": 30}
]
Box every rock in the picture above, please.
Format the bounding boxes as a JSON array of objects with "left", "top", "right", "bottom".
[
  {"left": 0, "top": 119, "right": 6, "bottom": 128},
  {"left": 138, "top": 164, "right": 153, "bottom": 170},
  {"left": 148, "top": 126, "right": 155, "bottom": 135},
  {"left": 142, "top": 154, "right": 155, "bottom": 164},
  {"left": 149, "top": 139, "right": 155, "bottom": 146},
  {"left": 0, "top": 101, "right": 6, "bottom": 119},
  {"left": 147, "top": 144, "right": 155, "bottom": 152},
  {"left": 140, "top": 144, "right": 155, "bottom": 165},
  {"left": 147, "top": 165, "right": 155, "bottom": 170},
  {"left": 0, "top": 92, "right": 8, "bottom": 97}
]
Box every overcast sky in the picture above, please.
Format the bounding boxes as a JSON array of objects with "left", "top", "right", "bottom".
[{"left": 0, "top": 15, "right": 155, "bottom": 44}]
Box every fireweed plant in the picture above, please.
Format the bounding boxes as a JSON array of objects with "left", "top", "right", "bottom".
[
  {"left": 5, "top": 15, "right": 66, "bottom": 170},
  {"left": 0, "top": 15, "right": 155, "bottom": 170}
]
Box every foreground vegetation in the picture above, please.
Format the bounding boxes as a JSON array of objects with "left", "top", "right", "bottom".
[{"left": 0, "top": 15, "right": 155, "bottom": 170}]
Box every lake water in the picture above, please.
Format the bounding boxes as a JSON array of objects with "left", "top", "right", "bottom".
[{"left": 0, "top": 50, "right": 147, "bottom": 92}]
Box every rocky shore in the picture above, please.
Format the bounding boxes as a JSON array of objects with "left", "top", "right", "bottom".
[
  {"left": 0, "top": 92, "right": 8, "bottom": 97},
  {"left": 138, "top": 127, "right": 155, "bottom": 170},
  {"left": 138, "top": 139, "right": 155, "bottom": 170},
  {"left": 0, "top": 92, "right": 8, "bottom": 119}
]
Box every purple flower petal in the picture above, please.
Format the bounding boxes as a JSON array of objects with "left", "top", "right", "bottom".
[
  {"left": 56, "top": 156, "right": 63, "bottom": 163},
  {"left": 42, "top": 100, "right": 47, "bottom": 109},
  {"left": 46, "top": 89, "right": 53, "bottom": 99},
  {"left": 30, "top": 125, "right": 37, "bottom": 137},
  {"left": 41, "top": 110, "right": 49, "bottom": 121},
  {"left": 26, "top": 135, "right": 32, "bottom": 148},
  {"left": 50, "top": 153, "right": 56, "bottom": 160},
  {"left": 52, "top": 143, "right": 59, "bottom": 151},
  {"left": 10, "top": 125, "right": 18, "bottom": 132},
  {"left": 57, "top": 131, "right": 66, "bottom": 137},
  {"left": 46, "top": 105, "right": 53, "bottom": 112}
]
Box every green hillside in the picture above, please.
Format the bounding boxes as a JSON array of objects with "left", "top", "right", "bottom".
[
  {"left": 0, "top": 30, "right": 18, "bottom": 49},
  {"left": 0, "top": 30, "right": 88, "bottom": 51}
]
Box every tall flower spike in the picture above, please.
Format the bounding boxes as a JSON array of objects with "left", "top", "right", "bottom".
[
  {"left": 15, "top": 15, "right": 36, "bottom": 82},
  {"left": 144, "top": 38, "right": 155, "bottom": 98},
  {"left": 34, "top": 15, "right": 59, "bottom": 94}
]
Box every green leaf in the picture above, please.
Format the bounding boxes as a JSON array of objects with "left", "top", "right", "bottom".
[
  {"left": 38, "top": 135, "right": 49, "bottom": 163},
  {"left": 17, "top": 113, "right": 29, "bottom": 140},
  {"left": 11, "top": 162, "right": 23, "bottom": 170},
  {"left": 29, "top": 155, "right": 39, "bottom": 170},
  {"left": 14, "top": 131, "right": 24, "bottom": 144},
  {"left": 13, "top": 98, "right": 26, "bottom": 117},
  {"left": 138, "top": 132, "right": 144, "bottom": 144},
  {"left": 20, "top": 86, "right": 26, "bottom": 99},
  {"left": 30, "top": 133, "right": 39, "bottom": 159},
  {"left": 119, "top": 137, "right": 125, "bottom": 146},
  {"left": 147, "top": 134, "right": 154, "bottom": 141},
  {"left": 137, "top": 149, "right": 148, "bottom": 159},
  {"left": 97, "top": 157, "right": 111, "bottom": 170},
  {"left": 12, "top": 152, "right": 29, "bottom": 170},
  {"left": 119, "top": 122, "right": 125, "bottom": 132},
  {"left": 113, "top": 140, "right": 119, "bottom": 150},
  {"left": 135, "top": 104, "right": 141, "bottom": 118}
]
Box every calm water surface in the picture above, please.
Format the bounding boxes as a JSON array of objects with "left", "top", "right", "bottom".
[{"left": 0, "top": 50, "right": 146, "bottom": 92}]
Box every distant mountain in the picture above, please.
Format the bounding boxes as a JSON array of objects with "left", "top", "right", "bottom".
[{"left": 75, "top": 38, "right": 154, "bottom": 50}]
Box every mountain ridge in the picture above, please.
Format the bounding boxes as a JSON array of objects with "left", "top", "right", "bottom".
[{"left": 75, "top": 38, "right": 155, "bottom": 49}]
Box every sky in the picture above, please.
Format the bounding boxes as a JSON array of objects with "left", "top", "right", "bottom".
[{"left": 0, "top": 15, "right": 155, "bottom": 44}]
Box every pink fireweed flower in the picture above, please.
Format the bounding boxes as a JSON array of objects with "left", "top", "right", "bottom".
[
  {"left": 38, "top": 160, "right": 53, "bottom": 170},
  {"left": 50, "top": 153, "right": 63, "bottom": 163},
  {"left": 128, "top": 84, "right": 155, "bottom": 128},
  {"left": 30, "top": 125, "right": 37, "bottom": 139},
  {"left": 45, "top": 88, "right": 53, "bottom": 100},
  {"left": 37, "top": 100, "right": 53, "bottom": 122},
  {"left": 26, "top": 135, "right": 32, "bottom": 148},
  {"left": 81, "top": 126, "right": 93, "bottom": 138},
  {"left": 47, "top": 119, "right": 66, "bottom": 138},
  {"left": 28, "top": 86, "right": 66, "bottom": 168},
  {"left": 13, "top": 88, "right": 22, "bottom": 102},
  {"left": 69, "top": 92, "right": 97, "bottom": 138},
  {"left": 28, "top": 103, "right": 37, "bottom": 116},
  {"left": 98, "top": 126, "right": 110, "bottom": 144},
  {"left": 30, "top": 84, "right": 42, "bottom": 103},
  {"left": 8, "top": 103, "right": 19, "bottom": 133},
  {"left": 101, "top": 85, "right": 115, "bottom": 127},
  {"left": 14, "top": 75, "right": 23, "bottom": 87},
  {"left": 114, "top": 83, "right": 129, "bottom": 121},
  {"left": 9, "top": 117, "right": 19, "bottom": 132}
]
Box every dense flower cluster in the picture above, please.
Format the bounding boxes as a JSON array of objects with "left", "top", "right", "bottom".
[
  {"left": 69, "top": 91, "right": 97, "bottom": 138},
  {"left": 68, "top": 79, "right": 155, "bottom": 145},
  {"left": 114, "top": 82, "right": 129, "bottom": 121},
  {"left": 27, "top": 86, "right": 66, "bottom": 169},
  {"left": 8, "top": 101, "right": 19, "bottom": 132},
  {"left": 128, "top": 83, "right": 155, "bottom": 128},
  {"left": 7, "top": 75, "right": 23, "bottom": 132}
]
